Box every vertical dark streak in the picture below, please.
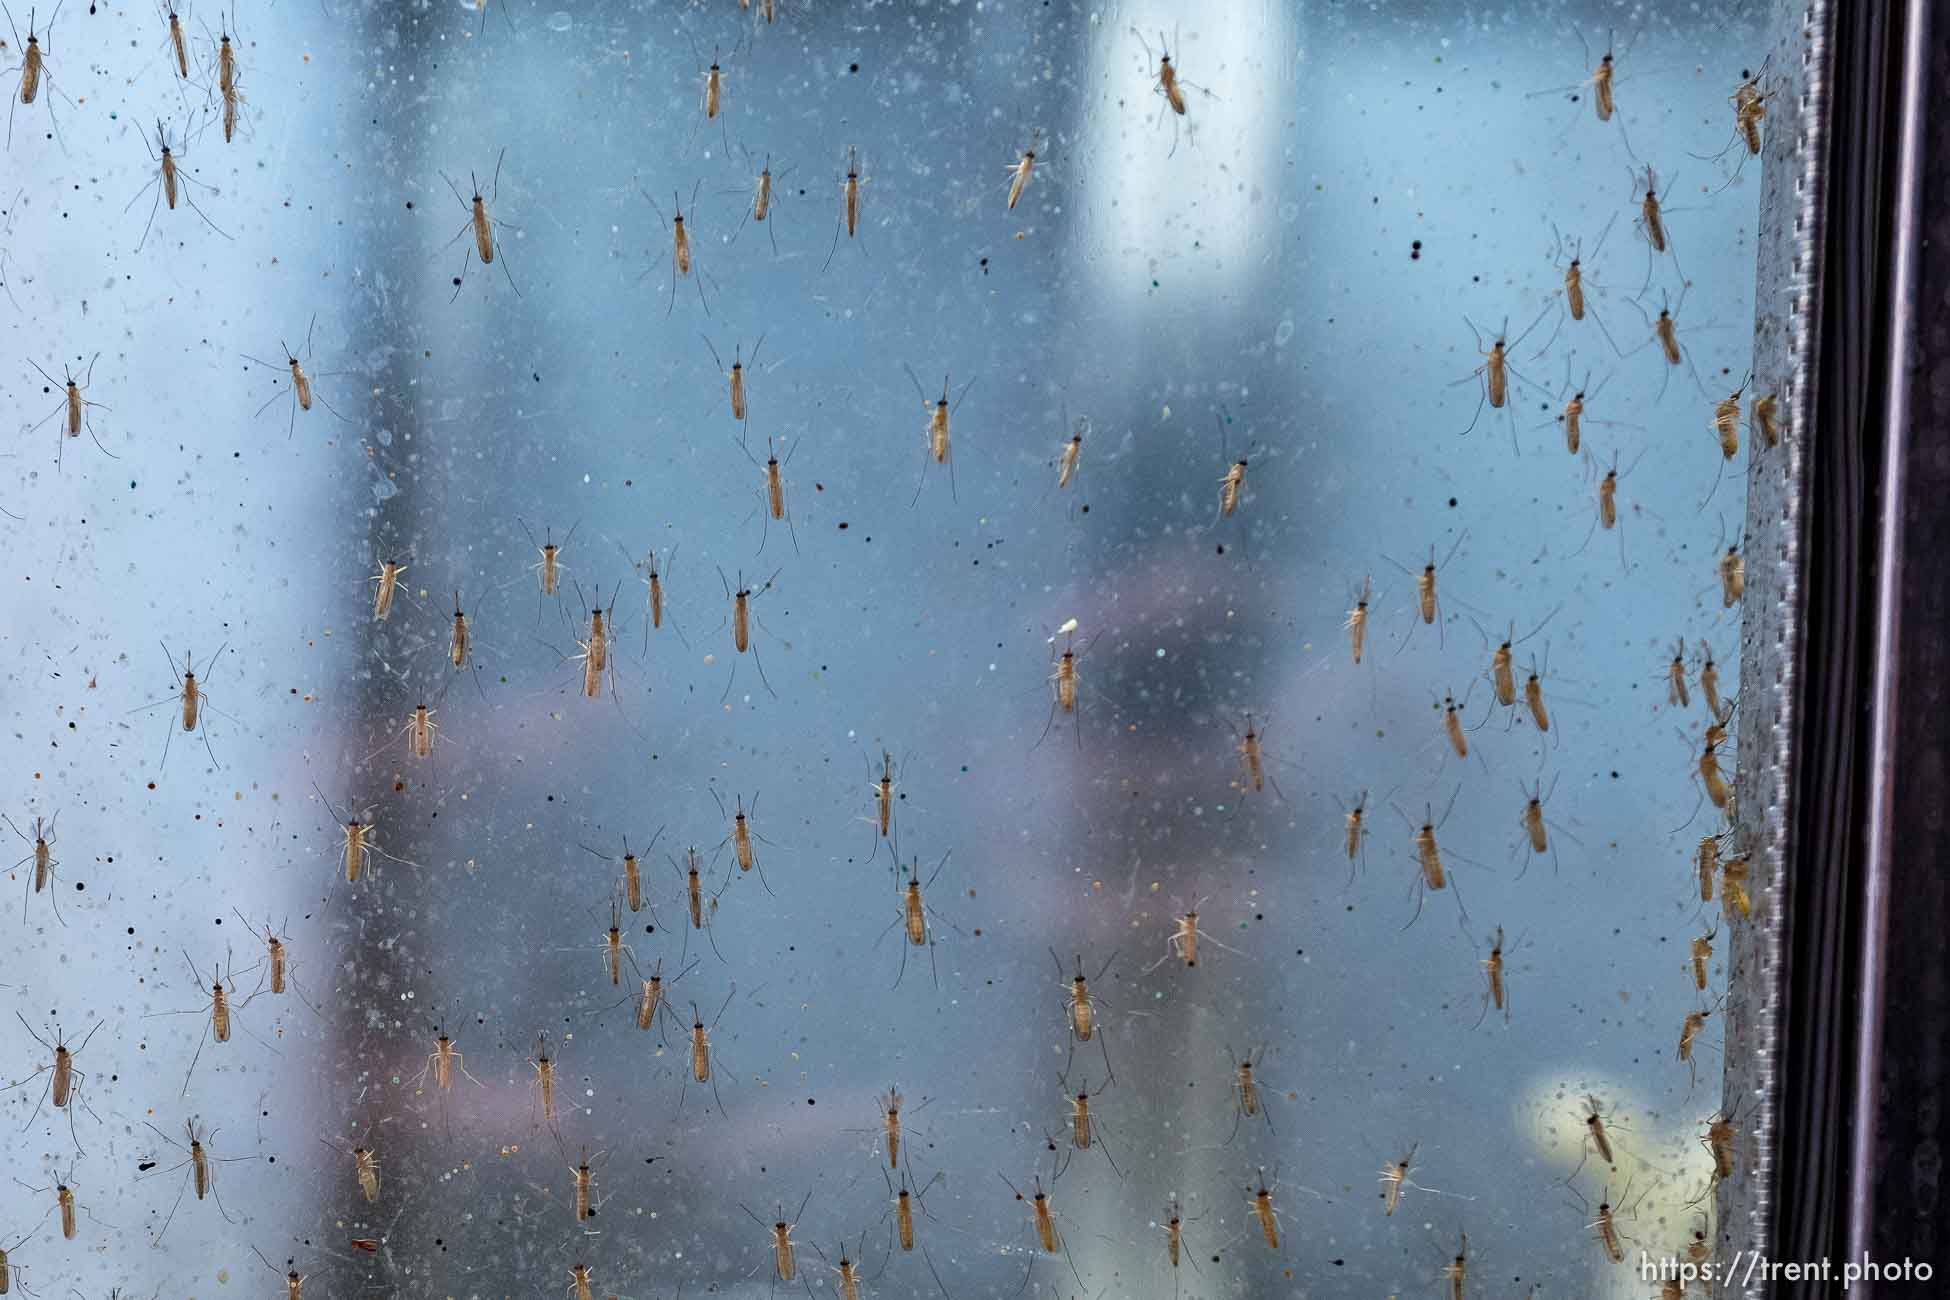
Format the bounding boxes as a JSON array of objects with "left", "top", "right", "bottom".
[
  {"left": 1852, "top": 0, "right": 1950, "bottom": 1284},
  {"left": 328, "top": 4, "right": 439, "bottom": 1287},
  {"left": 1760, "top": 2, "right": 1934, "bottom": 1295}
]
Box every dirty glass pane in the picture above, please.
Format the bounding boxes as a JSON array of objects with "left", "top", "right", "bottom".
[{"left": 2, "top": 0, "right": 1776, "bottom": 1296}]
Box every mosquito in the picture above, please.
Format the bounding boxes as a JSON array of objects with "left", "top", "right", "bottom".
[
  {"left": 1383, "top": 532, "right": 1468, "bottom": 653},
  {"left": 998, "top": 1167, "right": 1086, "bottom": 1297},
  {"left": 609, "top": 950, "right": 699, "bottom": 1045},
  {"left": 810, "top": 1230, "right": 887, "bottom": 1300},
  {"left": 1472, "top": 926, "right": 1519, "bottom": 1028},
  {"left": 1569, "top": 1179, "right": 1638, "bottom": 1263},
  {"left": 729, "top": 148, "right": 794, "bottom": 257},
  {"left": 556, "top": 1136, "right": 606, "bottom": 1225},
  {"left": 1566, "top": 1094, "right": 1624, "bottom": 1181},
  {"left": 127, "top": 116, "right": 229, "bottom": 252},
  {"left": 1690, "top": 60, "right": 1774, "bottom": 190},
  {"left": 312, "top": 782, "right": 419, "bottom": 890},
  {"left": 143, "top": 947, "right": 267, "bottom": 1096},
  {"left": 580, "top": 827, "right": 664, "bottom": 919},
  {"left": 1537, "top": 364, "right": 1632, "bottom": 457},
  {"left": 407, "top": 1018, "right": 487, "bottom": 1097},
  {"left": 1338, "top": 787, "right": 1381, "bottom": 885},
  {"left": 318, "top": 1119, "right": 387, "bottom": 1205},
  {"left": 1537, "top": 220, "right": 1624, "bottom": 358},
  {"left": 712, "top": 787, "right": 777, "bottom": 895},
  {"left": 439, "top": 148, "right": 521, "bottom": 300},
  {"left": 849, "top": 1085, "right": 933, "bottom": 1172},
  {"left": 141, "top": 1116, "right": 251, "bottom": 1243},
  {"left": 1052, "top": 408, "right": 1089, "bottom": 514},
  {"left": 1004, "top": 127, "right": 1043, "bottom": 210},
  {"left": 1393, "top": 784, "right": 1473, "bottom": 929},
  {"left": 564, "top": 580, "right": 628, "bottom": 709},
  {"left": 821, "top": 145, "right": 867, "bottom": 272},
  {"left": 26, "top": 353, "right": 112, "bottom": 468},
  {"left": 902, "top": 364, "right": 976, "bottom": 506},
  {"left": 249, "top": 1246, "right": 313, "bottom": 1300},
  {"left": 861, "top": 747, "right": 906, "bottom": 867},
  {"left": 703, "top": 334, "right": 764, "bottom": 424},
  {"left": 441, "top": 588, "right": 492, "bottom": 705},
  {"left": 4, "top": 811, "right": 64, "bottom": 925},
  {"left": 687, "top": 36, "right": 733, "bottom": 156},
  {"left": 1157, "top": 1192, "right": 1209, "bottom": 1300},
  {"left": 1224, "top": 1044, "right": 1273, "bottom": 1142},
  {"left": 1130, "top": 27, "right": 1212, "bottom": 155},
  {"left": 679, "top": 985, "right": 737, "bottom": 1115},
  {"left": 718, "top": 567, "right": 782, "bottom": 702},
  {"left": 517, "top": 517, "right": 580, "bottom": 622},
  {"left": 879, "top": 1160, "right": 950, "bottom": 1299},
  {"left": 1142, "top": 895, "right": 1243, "bottom": 973},
  {"left": 129, "top": 642, "right": 231, "bottom": 771},
  {"left": 12, "top": 1161, "right": 89, "bottom": 1242},
  {"left": 1212, "top": 410, "right": 1262, "bottom": 524},
  {"left": 1053, "top": 949, "right": 1117, "bottom": 1081},
  {"left": 1229, "top": 712, "right": 1287, "bottom": 802},
  {"left": 1700, "top": 372, "right": 1752, "bottom": 511},
  {"left": 1346, "top": 575, "right": 1373, "bottom": 664},
  {"left": 1054, "top": 1068, "right": 1122, "bottom": 1176},
  {"left": 232, "top": 911, "right": 321, "bottom": 1016},
  {"left": 1629, "top": 163, "right": 1685, "bottom": 289},
  {"left": 1377, "top": 1142, "right": 1463, "bottom": 1217},
  {"left": 241, "top": 316, "right": 351, "bottom": 439},
  {"left": 741, "top": 430, "right": 801, "bottom": 556},
  {"left": 880, "top": 852, "right": 954, "bottom": 990},
  {"left": 525, "top": 1032, "right": 579, "bottom": 1131},
  {"left": 1752, "top": 390, "right": 1782, "bottom": 448},
  {"left": 621, "top": 542, "right": 688, "bottom": 654},
  {"left": 1626, "top": 284, "right": 1713, "bottom": 403},
  {"left": 738, "top": 1187, "right": 813, "bottom": 1289},
  {"left": 639, "top": 180, "right": 710, "bottom": 317},
  {"left": 1473, "top": 609, "right": 1561, "bottom": 712},
  {"left": 1033, "top": 619, "right": 1099, "bottom": 752},
  {"left": 0, "top": 1226, "right": 37, "bottom": 1297},
  {"left": 558, "top": 892, "right": 638, "bottom": 989},
  {"left": 1570, "top": 447, "right": 1648, "bottom": 572},
  {"left": 199, "top": 7, "right": 247, "bottom": 146},
  {"left": 1678, "top": 994, "right": 1727, "bottom": 1088},
  {"left": 670, "top": 845, "right": 729, "bottom": 968},
  {"left": 2, "top": 1014, "right": 102, "bottom": 1151},
  {"left": 4, "top": 1, "right": 70, "bottom": 149},
  {"left": 1453, "top": 307, "right": 1552, "bottom": 449},
  {"left": 1525, "top": 28, "right": 1634, "bottom": 152}
]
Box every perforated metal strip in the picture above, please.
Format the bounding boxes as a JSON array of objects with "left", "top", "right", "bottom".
[{"left": 1718, "top": 2, "right": 1828, "bottom": 1295}]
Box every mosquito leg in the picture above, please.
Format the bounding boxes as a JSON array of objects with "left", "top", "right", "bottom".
[
  {"left": 821, "top": 216, "right": 844, "bottom": 273},
  {"left": 179, "top": 1021, "right": 210, "bottom": 1098},
  {"left": 749, "top": 640, "right": 777, "bottom": 699}
]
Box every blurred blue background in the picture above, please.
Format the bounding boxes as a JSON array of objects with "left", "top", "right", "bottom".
[{"left": 1, "top": 0, "right": 1766, "bottom": 1295}]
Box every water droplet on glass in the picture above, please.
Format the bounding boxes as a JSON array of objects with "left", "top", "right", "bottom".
[
  {"left": 1274, "top": 318, "right": 1295, "bottom": 347},
  {"left": 1278, "top": 201, "right": 1300, "bottom": 223},
  {"left": 547, "top": 10, "right": 572, "bottom": 31}
]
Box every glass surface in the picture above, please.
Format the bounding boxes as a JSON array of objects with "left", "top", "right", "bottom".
[{"left": 1, "top": 1, "right": 1771, "bottom": 1296}]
